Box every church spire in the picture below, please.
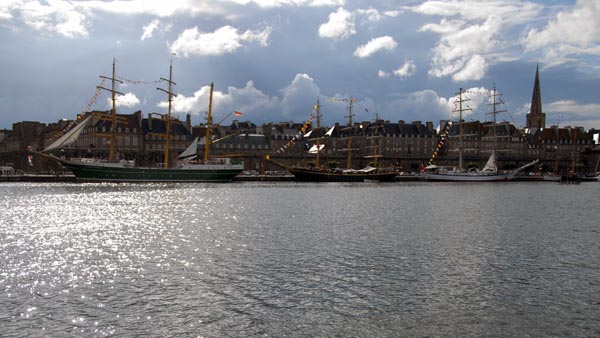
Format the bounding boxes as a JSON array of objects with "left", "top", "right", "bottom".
[{"left": 526, "top": 64, "right": 546, "bottom": 130}]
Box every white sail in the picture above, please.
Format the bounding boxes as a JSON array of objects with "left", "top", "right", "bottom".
[
  {"left": 303, "top": 130, "right": 313, "bottom": 138},
  {"left": 308, "top": 144, "right": 325, "bottom": 153},
  {"left": 325, "top": 125, "right": 335, "bottom": 136},
  {"left": 43, "top": 115, "right": 93, "bottom": 152},
  {"left": 481, "top": 150, "right": 497, "bottom": 173},
  {"left": 178, "top": 137, "right": 199, "bottom": 159}
]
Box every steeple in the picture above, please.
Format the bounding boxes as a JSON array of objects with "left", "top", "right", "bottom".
[{"left": 526, "top": 64, "right": 546, "bottom": 130}]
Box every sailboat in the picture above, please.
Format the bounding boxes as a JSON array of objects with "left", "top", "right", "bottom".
[
  {"left": 423, "top": 87, "right": 532, "bottom": 182},
  {"left": 283, "top": 99, "right": 399, "bottom": 182},
  {"left": 36, "top": 60, "right": 243, "bottom": 182}
]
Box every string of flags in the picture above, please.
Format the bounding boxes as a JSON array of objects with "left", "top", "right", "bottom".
[
  {"left": 46, "top": 115, "right": 86, "bottom": 143},
  {"left": 326, "top": 96, "right": 371, "bottom": 114},
  {"left": 117, "top": 76, "right": 163, "bottom": 85},
  {"left": 428, "top": 121, "right": 452, "bottom": 166},
  {"left": 272, "top": 110, "right": 316, "bottom": 155},
  {"left": 81, "top": 78, "right": 106, "bottom": 114}
]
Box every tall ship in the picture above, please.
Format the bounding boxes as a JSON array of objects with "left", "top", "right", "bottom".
[
  {"left": 273, "top": 99, "right": 399, "bottom": 182},
  {"left": 423, "top": 87, "right": 535, "bottom": 182},
  {"left": 37, "top": 60, "right": 243, "bottom": 182}
]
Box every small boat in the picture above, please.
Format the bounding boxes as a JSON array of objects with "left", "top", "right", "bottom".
[{"left": 37, "top": 60, "right": 243, "bottom": 182}]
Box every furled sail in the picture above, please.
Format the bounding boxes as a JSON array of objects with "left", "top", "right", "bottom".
[
  {"left": 43, "top": 115, "right": 93, "bottom": 152},
  {"left": 178, "top": 137, "right": 199, "bottom": 159}
]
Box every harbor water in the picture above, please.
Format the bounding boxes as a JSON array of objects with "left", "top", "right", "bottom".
[{"left": 1, "top": 182, "right": 599, "bottom": 337}]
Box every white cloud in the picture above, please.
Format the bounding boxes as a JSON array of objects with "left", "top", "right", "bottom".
[
  {"left": 447, "top": 87, "right": 491, "bottom": 120},
  {"left": 393, "top": 60, "right": 417, "bottom": 79},
  {"left": 545, "top": 100, "right": 600, "bottom": 118},
  {"left": 356, "top": 7, "right": 382, "bottom": 23},
  {"left": 413, "top": 1, "right": 542, "bottom": 81},
  {"left": 384, "top": 10, "right": 401, "bottom": 17},
  {"left": 452, "top": 54, "right": 487, "bottom": 82},
  {"left": 423, "top": 15, "right": 502, "bottom": 81},
  {"left": 111, "top": 92, "right": 140, "bottom": 108},
  {"left": 411, "top": 0, "right": 541, "bottom": 25},
  {"left": 281, "top": 74, "right": 321, "bottom": 119},
  {"left": 386, "top": 90, "right": 452, "bottom": 123},
  {"left": 378, "top": 70, "right": 391, "bottom": 78},
  {"left": 159, "top": 81, "right": 279, "bottom": 120},
  {"left": 141, "top": 19, "right": 160, "bottom": 40},
  {"left": 169, "top": 25, "right": 271, "bottom": 57},
  {"left": 521, "top": 0, "right": 600, "bottom": 66},
  {"left": 353, "top": 36, "right": 397, "bottom": 58},
  {"left": 318, "top": 7, "right": 355, "bottom": 40},
  {"left": 12, "top": 0, "right": 89, "bottom": 38}
]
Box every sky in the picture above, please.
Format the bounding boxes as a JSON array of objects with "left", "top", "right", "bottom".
[{"left": 1, "top": 0, "right": 599, "bottom": 131}]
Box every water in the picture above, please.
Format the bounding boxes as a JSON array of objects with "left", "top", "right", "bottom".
[{"left": 0, "top": 181, "right": 599, "bottom": 337}]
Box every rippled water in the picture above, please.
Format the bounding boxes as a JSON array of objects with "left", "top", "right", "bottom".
[{"left": 1, "top": 182, "right": 599, "bottom": 337}]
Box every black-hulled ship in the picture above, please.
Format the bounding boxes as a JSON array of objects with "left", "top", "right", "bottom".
[{"left": 277, "top": 99, "right": 399, "bottom": 182}]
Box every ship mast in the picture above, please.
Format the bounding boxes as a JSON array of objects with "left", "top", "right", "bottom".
[
  {"left": 98, "top": 58, "right": 124, "bottom": 161},
  {"left": 314, "top": 99, "right": 322, "bottom": 168},
  {"left": 157, "top": 60, "right": 176, "bottom": 169},
  {"left": 454, "top": 88, "right": 471, "bottom": 171},
  {"left": 345, "top": 98, "right": 355, "bottom": 169},
  {"left": 487, "top": 85, "right": 506, "bottom": 154},
  {"left": 204, "top": 82, "right": 214, "bottom": 161}
]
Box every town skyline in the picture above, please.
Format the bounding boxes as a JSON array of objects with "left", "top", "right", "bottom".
[{"left": 1, "top": 1, "right": 599, "bottom": 131}]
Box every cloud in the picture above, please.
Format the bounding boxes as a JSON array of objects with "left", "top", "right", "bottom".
[
  {"left": 447, "top": 87, "right": 491, "bottom": 120},
  {"left": 544, "top": 100, "right": 600, "bottom": 129},
  {"left": 452, "top": 54, "right": 487, "bottom": 81},
  {"left": 169, "top": 25, "right": 271, "bottom": 57},
  {"left": 158, "top": 81, "right": 279, "bottom": 120},
  {"left": 379, "top": 60, "right": 417, "bottom": 80},
  {"left": 393, "top": 60, "right": 417, "bottom": 79},
  {"left": 521, "top": 0, "right": 600, "bottom": 67},
  {"left": 411, "top": 0, "right": 541, "bottom": 25},
  {"left": 141, "top": 19, "right": 160, "bottom": 40},
  {"left": 318, "top": 7, "right": 355, "bottom": 40},
  {"left": 281, "top": 74, "right": 321, "bottom": 119},
  {"left": 353, "top": 36, "right": 397, "bottom": 58},
  {"left": 378, "top": 70, "right": 391, "bottom": 78},
  {"left": 412, "top": 0, "right": 542, "bottom": 81},
  {"left": 7, "top": 0, "right": 89, "bottom": 38},
  {"left": 111, "top": 92, "right": 141, "bottom": 108},
  {"left": 356, "top": 7, "right": 382, "bottom": 23},
  {"left": 422, "top": 15, "right": 502, "bottom": 81},
  {"left": 386, "top": 90, "right": 452, "bottom": 123}
]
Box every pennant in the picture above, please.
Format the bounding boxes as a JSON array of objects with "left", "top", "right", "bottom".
[{"left": 234, "top": 111, "right": 243, "bottom": 117}]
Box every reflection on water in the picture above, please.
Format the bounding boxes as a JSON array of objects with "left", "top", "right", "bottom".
[{"left": 1, "top": 182, "right": 599, "bottom": 337}]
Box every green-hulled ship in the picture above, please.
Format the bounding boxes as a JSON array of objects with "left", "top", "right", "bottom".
[{"left": 39, "top": 60, "right": 243, "bottom": 182}]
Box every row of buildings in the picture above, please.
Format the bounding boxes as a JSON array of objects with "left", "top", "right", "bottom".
[{"left": 1, "top": 67, "right": 599, "bottom": 175}]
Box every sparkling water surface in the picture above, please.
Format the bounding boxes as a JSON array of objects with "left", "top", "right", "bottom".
[{"left": 1, "top": 182, "right": 599, "bottom": 337}]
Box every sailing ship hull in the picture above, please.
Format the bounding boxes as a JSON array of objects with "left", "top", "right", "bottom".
[
  {"left": 61, "top": 160, "right": 242, "bottom": 182},
  {"left": 423, "top": 172, "right": 514, "bottom": 182},
  {"left": 289, "top": 167, "right": 398, "bottom": 182}
]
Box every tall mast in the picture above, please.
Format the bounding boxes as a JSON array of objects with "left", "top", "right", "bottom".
[
  {"left": 345, "top": 98, "right": 355, "bottom": 169},
  {"left": 98, "top": 58, "right": 123, "bottom": 161},
  {"left": 453, "top": 88, "right": 471, "bottom": 171},
  {"left": 487, "top": 85, "right": 506, "bottom": 153},
  {"left": 315, "top": 98, "right": 322, "bottom": 128},
  {"left": 315, "top": 100, "right": 321, "bottom": 168},
  {"left": 204, "top": 82, "right": 214, "bottom": 161},
  {"left": 157, "top": 59, "right": 176, "bottom": 169}
]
